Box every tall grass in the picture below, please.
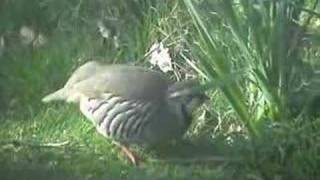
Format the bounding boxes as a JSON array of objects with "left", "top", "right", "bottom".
[
  {"left": 184, "top": 0, "right": 320, "bottom": 178},
  {"left": 184, "top": 0, "right": 319, "bottom": 136}
]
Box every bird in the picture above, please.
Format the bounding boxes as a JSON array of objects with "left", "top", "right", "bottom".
[{"left": 42, "top": 61, "right": 208, "bottom": 165}]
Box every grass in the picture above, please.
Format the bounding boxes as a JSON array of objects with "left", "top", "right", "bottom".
[
  {"left": 1, "top": 0, "right": 320, "bottom": 179},
  {"left": 0, "top": 107, "right": 231, "bottom": 179}
]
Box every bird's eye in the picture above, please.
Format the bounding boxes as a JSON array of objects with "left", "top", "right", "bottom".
[{"left": 185, "top": 95, "right": 195, "bottom": 104}]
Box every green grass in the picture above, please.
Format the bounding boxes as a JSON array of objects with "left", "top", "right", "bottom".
[
  {"left": 0, "top": 106, "right": 232, "bottom": 180},
  {"left": 1, "top": 0, "right": 320, "bottom": 179}
]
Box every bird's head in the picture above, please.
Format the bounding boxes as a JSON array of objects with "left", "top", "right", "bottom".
[{"left": 167, "top": 80, "right": 209, "bottom": 120}]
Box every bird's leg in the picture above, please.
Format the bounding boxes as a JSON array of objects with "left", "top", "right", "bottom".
[
  {"left": 120, "top": 144, "right": 140, "bottom": 165},
  {"left": 113, "top": 142, "right": 140, "bottom": 165}
]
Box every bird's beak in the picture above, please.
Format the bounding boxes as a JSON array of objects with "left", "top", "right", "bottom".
[{"left": 201, "top": 94, "right": 210, "bottom": 104}]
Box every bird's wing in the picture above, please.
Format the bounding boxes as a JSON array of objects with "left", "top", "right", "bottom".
[{"left": 71, "top": 65, "right": 170, "bottom": 101}]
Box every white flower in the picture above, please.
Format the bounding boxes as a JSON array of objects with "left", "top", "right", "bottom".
[
  {"left": 147, "top": 41, "right": 173, "bottom": 73},
  {"left": 20, "top": 26, "right": 36, "bottom": 45},
  {"left": 97, "top": 20, "right": 110, "bottom": 39},
  {"left": 33, "top": 33, "right": 47, "bottom": 47},
  {"left": 0, "top": 36, "right": 5, "bottom": 57}
]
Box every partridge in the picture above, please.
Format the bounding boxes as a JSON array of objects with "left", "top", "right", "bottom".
[{"left": 42, "top": 61, "right": 207, "bottom": 165}]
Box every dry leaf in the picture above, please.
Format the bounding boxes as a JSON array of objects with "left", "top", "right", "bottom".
[{"left": 147, "top": 41, "right": 173, "bottom": 73}]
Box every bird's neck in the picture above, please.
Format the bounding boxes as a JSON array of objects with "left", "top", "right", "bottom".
[{"left": 168, "top": 101, "right": 192, "bottom": 130}]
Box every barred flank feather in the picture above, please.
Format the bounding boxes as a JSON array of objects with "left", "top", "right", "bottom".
[{"left": 80, "top": 93, "right": 153, "bottom": 143}]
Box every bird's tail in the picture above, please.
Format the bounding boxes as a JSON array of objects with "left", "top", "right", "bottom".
[{"left": 42, "top": 88, "right": 66, "bottom": 103}]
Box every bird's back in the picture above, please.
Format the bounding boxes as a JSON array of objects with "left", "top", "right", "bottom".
[{"left": 43, "top": 61, "right": 171, "bottom": 102}]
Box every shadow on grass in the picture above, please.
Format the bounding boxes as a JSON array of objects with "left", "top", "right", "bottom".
[
  {"left": 144, "top": 137, "right": 238, "bottom": 167},
  {"left": 0, "top": 142, "right": 132, "bottom": 180},
  {"left": 0, "top": 162, "right": 78, "bottom": 180}
]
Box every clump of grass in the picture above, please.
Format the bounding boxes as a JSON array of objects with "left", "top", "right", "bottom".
[
  {"left": 184, "top": 0, "right": 320, "bottom": 178},
  {"left": 184, "top": 0, "right": 320, "bottom": 133}
]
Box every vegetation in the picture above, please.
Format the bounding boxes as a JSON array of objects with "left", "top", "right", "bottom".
[{"left": 1, "top": 0, "right": 320, "bottom": 179}]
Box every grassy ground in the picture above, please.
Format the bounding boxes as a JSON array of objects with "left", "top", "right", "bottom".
[
  {"left": 1, "top": 0, "right": 320, "bottom": 179},
  {"left": 1, "top": 107, "right": 226, "bottom": 180}
]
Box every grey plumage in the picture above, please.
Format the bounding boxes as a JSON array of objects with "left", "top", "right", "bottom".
[{"left": 43, "top": 61, "right": 207, "bottom": 150}]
